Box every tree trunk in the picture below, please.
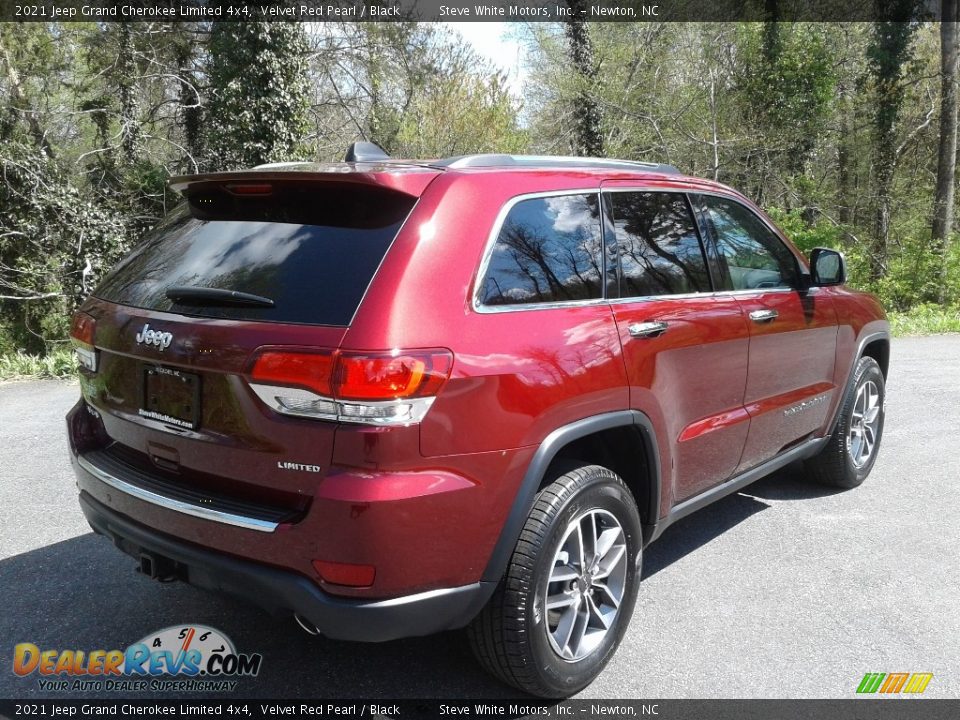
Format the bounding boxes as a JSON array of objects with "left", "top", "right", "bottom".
[
  {"left": 868, "top": 14, "right": 918, "bottom": 282},
  {"left": 174, "top": 38, "right": 202, "bottom": 172},
  {"left": 837, "top": 79, "right": 853, "bottom": 226},
  {"left": 933, "top": 0, "right": 959, "bottom": 302},
  {"left": 116, "top": 22, "right": 140, "bottom": 166},
  {"left": 0, "top": 33, "right": 54, "bottom": 158},
  {"left": 565, "top": 1, "right": 604, "bottom": 157}
]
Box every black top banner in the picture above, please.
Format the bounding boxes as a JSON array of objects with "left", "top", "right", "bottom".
[{"left": 0, "top": 0, "right": 947, "bottom": 23}]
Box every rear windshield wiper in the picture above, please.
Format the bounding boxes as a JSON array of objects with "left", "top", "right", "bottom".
[{"left": 165, "top": 286, "right": 275, "bottom": 308}]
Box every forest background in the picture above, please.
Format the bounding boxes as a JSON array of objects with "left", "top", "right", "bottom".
[{"left": 2, "top": 7, "right": 959, "bottom": 376}]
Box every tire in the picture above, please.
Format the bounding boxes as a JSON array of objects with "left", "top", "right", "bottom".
[
  {"left": 467, "top": 463, "right": 642, "bottom": 698},
  {"left": 805, "top": 356, "right": 886, "bottom": 488}
]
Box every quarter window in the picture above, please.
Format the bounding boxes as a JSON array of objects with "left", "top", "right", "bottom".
[
  {"left": 607, "top": 191, "right": 711, "bottom": 297},
  {"left": 478, "top": 194, "right": 603, "bottom": 306},
  {"left": 699, "top": 195, "right": 799, "bottom": 290}
]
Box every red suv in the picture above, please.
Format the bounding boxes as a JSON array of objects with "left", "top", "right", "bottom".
[{"left": 68, "top": 148, "right": 889, "bottom": 697}]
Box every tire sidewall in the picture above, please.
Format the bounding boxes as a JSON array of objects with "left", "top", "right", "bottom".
[{"left": 526, "top": 472, "right": 642, "bottom": 696}]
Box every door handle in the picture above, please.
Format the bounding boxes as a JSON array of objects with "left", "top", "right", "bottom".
[
  {"left": 628, "top": 321, "right": 668, "bottom": 338},
  {"left": 749, "top": 309, "right": 779, "bottom": 323}
]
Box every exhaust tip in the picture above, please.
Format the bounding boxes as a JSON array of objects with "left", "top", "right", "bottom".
[{"left": 294, "top": 613, "right": 320, "bottom": 636}]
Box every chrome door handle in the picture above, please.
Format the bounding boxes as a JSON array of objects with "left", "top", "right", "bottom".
[
  {"left": 749, "top": 309, "right": 779, "bottom": 323},
  {"left": 628, "top": 321, "right": 668, "bottom": 338}
]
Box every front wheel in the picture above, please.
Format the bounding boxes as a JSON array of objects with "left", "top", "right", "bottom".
[
  {"left": 468, "top": 463, "right": 642, "bottom": 697},
  {"left": 806, "top": 356, "right": 886, "bottom": 488}
]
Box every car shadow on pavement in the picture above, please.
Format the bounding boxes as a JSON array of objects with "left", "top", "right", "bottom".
[
  {"left": 0, "top": 462, "right": 846, "bottom": 700},
  {"left": 641, "top": 460, "right": 843, "bottom": 580},
  {"left": 0, "top": 533, "right": 518, "bottom": 700}
]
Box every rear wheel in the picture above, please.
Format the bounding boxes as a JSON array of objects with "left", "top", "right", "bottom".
[
  {"left": 468, "top": 463, "right": 642, "bottom": 697},
  {"left": 806, "top": 356, "right": 885, "bottom": 488}
]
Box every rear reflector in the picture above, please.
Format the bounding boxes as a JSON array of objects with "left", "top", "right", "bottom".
[
  {"left": 69, "top": 312, "right": 97, "bottom": 372},
  {"left": 312, "top": 559, "right": 376, "bottom": 588}
]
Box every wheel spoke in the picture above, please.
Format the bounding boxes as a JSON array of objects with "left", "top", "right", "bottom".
[
  {"left": 583, "top": 513, "right": 597, "bottom": 564},
  {"left": 594, "top": 544, "right": 626, "bottom": 580},
  {"left": 595, "top": 527, "right": 622, "bottom": 562},
  {"left": 546, "top": 591, "right": 578, "bottom": 611},
  {"left": 550, "top": 565, "right": 578, "bottom": 583},
  {"left": 553, "top": 600, "right": 579, "bottom": 657},
  {"left": 586, "top": 593, "right": 611, "bottom": 629},
  {"left": 567, "top": 602, "right": 589, "bottom": 657},
  {"left": 573, "top": 523, "right": 586, "bottom": 573},
  {"left": 594, "top": 581, "right": 621, "bottom": 609}
]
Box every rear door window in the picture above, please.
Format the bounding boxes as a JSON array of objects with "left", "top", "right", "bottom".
[
  {"left": 606, "top": 191, "right": 712, "bottom": 297},
  {"left": 477, "top": 193, "right": 604, "bottom": 307},
  {"left": 94, "top": 184, "right": 415, "bottom": 326}
]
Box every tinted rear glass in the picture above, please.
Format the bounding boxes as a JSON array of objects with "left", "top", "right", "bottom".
[
  {"left": 94, "top": 184, "right": 415, "bottom": 326},
  {"left": 478, "top": 193, "right": 603, "bottom": 306}
]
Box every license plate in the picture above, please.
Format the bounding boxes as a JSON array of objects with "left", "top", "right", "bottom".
[{"left": 140, "top": 366, "right": 201, "bottom": 430}]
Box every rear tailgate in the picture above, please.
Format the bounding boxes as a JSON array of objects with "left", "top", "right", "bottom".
[{"left": 73, "top": 170, "right": 433, "bottom": 515}]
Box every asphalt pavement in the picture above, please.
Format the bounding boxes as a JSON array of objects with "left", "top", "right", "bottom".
[{"left": 1, "top": 336, "right": 957, "bottom": 700}]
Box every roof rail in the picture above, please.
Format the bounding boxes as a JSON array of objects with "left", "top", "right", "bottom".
[{"left": 434, "top": 154, "right": 680, "bottom": 174}]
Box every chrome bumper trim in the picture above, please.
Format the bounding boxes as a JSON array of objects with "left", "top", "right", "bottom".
[{"left": 77, "top": 454, "right": 278, "bottom": 533}]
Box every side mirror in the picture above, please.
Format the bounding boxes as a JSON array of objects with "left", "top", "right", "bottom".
[{"left": 810, "top": 247, "right": 846, "bottom": 286}]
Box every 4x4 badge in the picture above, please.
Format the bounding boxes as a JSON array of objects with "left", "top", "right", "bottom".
[{"left": 135, "top": 323, "right": 173, "bottom": 351}]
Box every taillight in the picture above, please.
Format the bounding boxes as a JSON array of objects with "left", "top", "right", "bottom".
[
  {"left": 250, "top": 350, "right": 335, "bottom": 396},
  {"left": 248, "top": 348, "right": 453, "bottom": 425},
  {"left": 69, "top": 311, "right": 97, "bottom": 372},
  {"left": 336, "top": 351, "right": 452, "bottom": 400}
]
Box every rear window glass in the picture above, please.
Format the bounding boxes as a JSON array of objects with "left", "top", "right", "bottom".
[
  {"left": 94, "top": 184, "right": 415, "bottom": 326},
  {"left": 478, "top": 193, "right": 603, "bottom": 307}
]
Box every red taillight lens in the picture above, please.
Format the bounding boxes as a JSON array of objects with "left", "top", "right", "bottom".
[
  {"left": 70, "top": 312, "right": 98, "bottom": 372},
  {"left": 250, "top": 350, "right": 335, "bottom": 396},
  {"left": 249, "top": 348, "right": 452, "bottom": 401},
  {"left": 312, "top": 559, "right": 376, "bottom": 588},
  {"left": 336, "top": 351, "right": 452, "bottom": 400},
  {"left": 70, "top": 312, "right": 96, "bottom": 347}
]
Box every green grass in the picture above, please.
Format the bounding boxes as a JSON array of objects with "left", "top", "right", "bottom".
[
  {"left": 889, "top": 304, "right": 960, "bottom": 336},
  {"left": 0, "top": 348, "right": 77, "bottom": 381}
]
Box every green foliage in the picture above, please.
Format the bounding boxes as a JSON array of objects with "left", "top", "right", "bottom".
[
  {"left": 393, "top": 72, "right": 527, "bottom": 157},
  {"left": 2, "top": 17, "right": 960, "bottom": 370},
  {"left": 737, "top": 23, "right": 838, "bottom": 169},
  {"left": 889, "top": 304, "right": 960, "bottom": 335},
  {"left": 0, "top": 348, "right": 77, "bottom": 380},
  {"left": 770, "top": 208, "right": 960, "bottom": 311},
  {"left": 0, "top": 141, "right": 132, "bottom": 354},
  {"left": 206, "top": 19, "right": 310, "bottom": 169}
]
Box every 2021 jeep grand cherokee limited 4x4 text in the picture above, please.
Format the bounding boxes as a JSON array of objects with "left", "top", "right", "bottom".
[{"left": 67, "top": 149, "right": 889, "bottom": 697}]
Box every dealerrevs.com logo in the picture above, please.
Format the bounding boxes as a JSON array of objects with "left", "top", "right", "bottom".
[{"left": 13, "top": 625, "right": 262, "bottom": 692}]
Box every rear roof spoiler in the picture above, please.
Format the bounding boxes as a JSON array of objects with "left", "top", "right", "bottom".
[{"left": 168, "top": 165, "right": 440, "bottom": 198}]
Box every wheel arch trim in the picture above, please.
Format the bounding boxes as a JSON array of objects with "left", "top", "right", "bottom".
[
  {"left": 827, "top": 329, "right": 890, "bottom": 437},
  {"left": 480, "top": 410, "right": 661, "bottom": 584}
]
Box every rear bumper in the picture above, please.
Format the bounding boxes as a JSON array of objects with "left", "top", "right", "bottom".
[{"left": 78, "top": 491, "right": 493, "bottom": 642}]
